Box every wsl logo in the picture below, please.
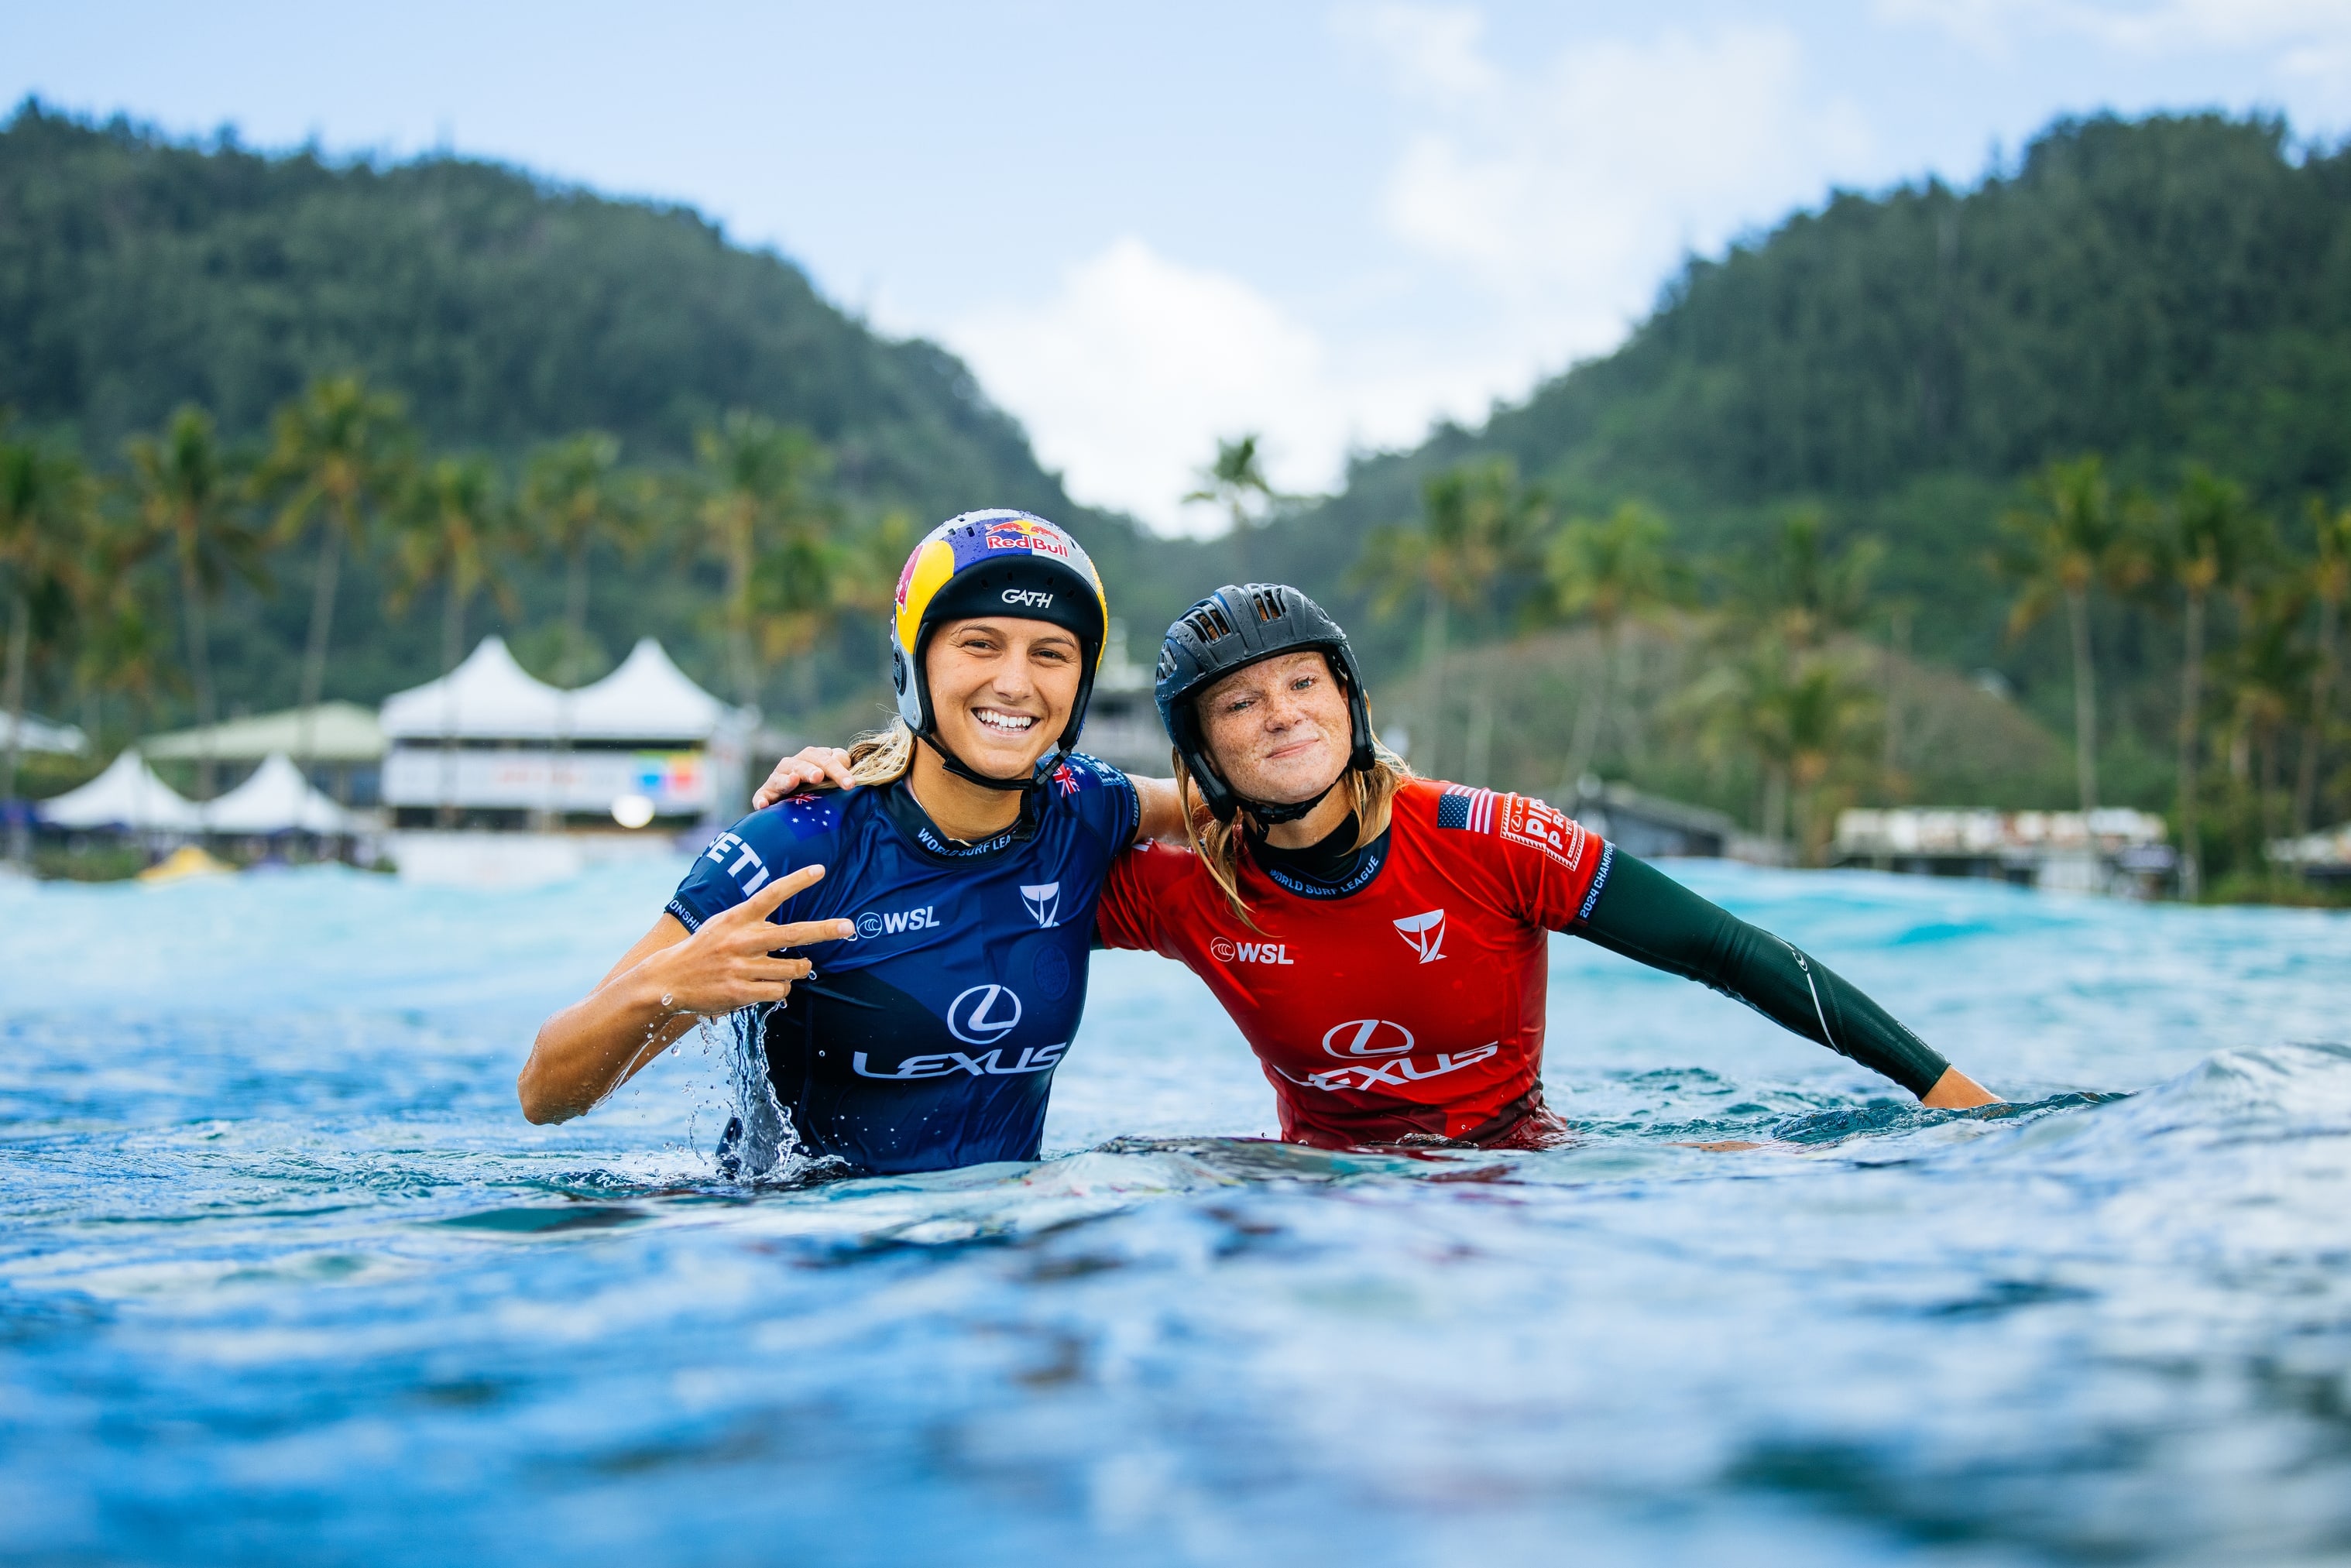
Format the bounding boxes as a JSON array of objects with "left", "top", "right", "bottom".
[
  {"left": 1210, "top": 936, "right": 1296, "bottom": 966},
  {"left": 853, "top": 905, "right": 939, "bottom": 940},
  {"left": 1393, "top": 908, "right": 1447, "bottom": 963},
  {"left": 1020, "top": 882, "right": 1061, "bottom": 928}
]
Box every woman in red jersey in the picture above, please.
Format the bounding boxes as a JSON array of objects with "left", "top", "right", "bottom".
[{"left": 759, "top": 582, "right": 1998, "bottom": 1150}]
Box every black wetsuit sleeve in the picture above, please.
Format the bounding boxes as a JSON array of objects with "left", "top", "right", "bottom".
[{"left": 1574, "top": 850, "right": 1951, "bottom": 1098}]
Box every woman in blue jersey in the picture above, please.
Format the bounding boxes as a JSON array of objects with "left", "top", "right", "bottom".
[{"left": 518, "top": 511, "right": 1155, "bottom": 1177}]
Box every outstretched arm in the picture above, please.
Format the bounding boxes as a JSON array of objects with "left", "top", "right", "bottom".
[
  {"left": 1576, "top": 851, "right": 1997, "bottom": 1107},
  {"left": 753, "top": 746, "right": 1189, "bottom": 844}
]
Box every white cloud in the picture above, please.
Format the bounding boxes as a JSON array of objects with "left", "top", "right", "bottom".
[
  {"left": 1339, "top": 3, "right": 1498, "bottom": 101},
  {"left": 946, "top": 238, "right": 1344, "bottom": 535},
  {"left": 949, "top": 10, "right": 1890, "bottom": 534},
  {"left": 1362, "top": 12, "right": 1876, "bottom": 363}
]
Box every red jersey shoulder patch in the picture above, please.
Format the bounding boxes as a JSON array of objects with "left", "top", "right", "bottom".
[
  {"left": 1436, "top": 783, "right": 1592, "bottom": 873},
  {"left": 1498, "top": 792, "right": 1593, "bottom": 873}
]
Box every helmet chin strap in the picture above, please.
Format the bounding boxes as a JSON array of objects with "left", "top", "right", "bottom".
[
  {"left": 918, "top": 731, "right": 1052, "bottom": 794},
  {"left": 1237, "top": 772, "right": 1344, "bottom": 827}
]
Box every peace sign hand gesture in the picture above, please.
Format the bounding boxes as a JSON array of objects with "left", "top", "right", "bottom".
[
  {"left": 517, "top": 863, "right": 856, "bottom": 1124},
  {"left": 640, "top": 863, "right": 855, "bottom": 1018}
]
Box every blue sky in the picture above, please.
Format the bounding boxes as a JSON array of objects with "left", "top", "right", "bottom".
[{"left": 10, "top": 2, "right": 2350, "bottom": 531}]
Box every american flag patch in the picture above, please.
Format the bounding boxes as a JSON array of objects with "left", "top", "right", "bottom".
[{"left": 1437, "top": 784, "right": 1497, "bottom": 832}]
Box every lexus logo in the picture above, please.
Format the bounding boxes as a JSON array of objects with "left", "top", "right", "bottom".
[
  {"left": 1020, "top": 881, "right": 1061, "bottom": 928},
  {"left": 1321, "top": 1017, "right": 1416, "bottom": 1058},
  {"left": 946, "top": 984, "right": 1024, "bottom": 1045},
  {"left": 1393, "top": 908, "right": 1446, "bottom": 963}
]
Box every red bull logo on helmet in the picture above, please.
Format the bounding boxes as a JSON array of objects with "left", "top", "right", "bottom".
[
  {"left": 983, "top": 515, "right": 1074, "bottom": 560},
  {"left": 891, "top": 510, "right": 1105, "bottom": 664}
]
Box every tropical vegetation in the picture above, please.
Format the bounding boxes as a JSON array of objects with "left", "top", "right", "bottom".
[{"left": 3, "top": 100, "right": 2347, "bottom": 897}]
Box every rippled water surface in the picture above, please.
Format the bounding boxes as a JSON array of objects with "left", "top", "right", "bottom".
[{"left": 3, "top": 859, "right": 2348, "bottom": 1566}]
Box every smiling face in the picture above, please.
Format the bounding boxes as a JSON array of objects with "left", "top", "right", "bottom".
[
  {"left": 1196, "top": 650, "right": 1353, "bottom": 805},
  {"left": 923, "top": 616, "right": 1085, "bottom": 778}
]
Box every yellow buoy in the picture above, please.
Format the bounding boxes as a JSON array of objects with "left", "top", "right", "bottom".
[{"left": 137, "top": 845, "right": 235, "bottom": 884}]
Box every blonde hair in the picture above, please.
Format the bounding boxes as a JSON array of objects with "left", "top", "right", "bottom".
[
  {"left": 1174, "top": 743, "right": 1412, "bottom": 930},
  {"left": 844, "top": 719, "right": 920, "bottom": 786}
]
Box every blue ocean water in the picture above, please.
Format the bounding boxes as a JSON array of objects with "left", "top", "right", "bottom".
[{"left": 2, "top": 858, "right": 2347, "bottom": 1566}]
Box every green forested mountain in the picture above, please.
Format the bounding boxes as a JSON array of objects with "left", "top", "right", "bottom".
[
  {"left": 6, "top": 104, "right": 2345, "bottom": 868},
  {"left": 1224, "top": 113, "right": 2351, "bottom": 861},
  {"left": 1259, "top": 113, "right": 2351, "bottom": 681},
  {"left": 0, "top": 103, "right": 1059, "bottom": 513},
  {"left": 0, "top": 101, "right": 1208, "bottom": 729}
]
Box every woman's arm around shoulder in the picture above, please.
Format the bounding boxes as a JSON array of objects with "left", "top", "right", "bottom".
[{"left": 752, "top": 744, "right": 1193, "bottom": 846}]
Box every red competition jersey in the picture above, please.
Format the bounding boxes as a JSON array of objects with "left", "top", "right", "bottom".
[{"left": 1094, "top": 779, "right": 1612, "bottom": 1147}]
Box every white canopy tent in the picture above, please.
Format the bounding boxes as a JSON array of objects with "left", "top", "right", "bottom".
[
  {"left": 567, "top": 638, "right": 738, "bottom": 740},
  {"left": 202, "top": 753, "right": 362, "bottom": 835},
  {"left": 380, "top": 636, "right": 566, "bottom": 741},
  {"left": 383, "top": 636, "right": 741, "bottom": 743},
  {"left": 379, "top": 636, "right": 751, "bottom": 837},
  {"left": 36, "top": 750, "right": 206, "bottom": 832}
]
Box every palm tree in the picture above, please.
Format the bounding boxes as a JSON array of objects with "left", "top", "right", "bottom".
[
  {"left": 71, "top": 524, "right": 177, "bottom": 733},
  {"left": 391, "top": 457, "right": 518, "bottom": 827},
  {"left": 521, "top": 432, "right": 630, "bottom": 688},
  {"left": 693, "top": 412, "right": 832, "bottom": 713},
  {"left": 257, "top": 375, "right": 410, "bottom": 774},
  {"left": 1682, "top": 639, "right": 1879, "bottom": 862},
  {"left": 0, "top": 434, "right": 94, "bottom": 866},
  {"left": 2219, "top": 580, "right": 2311, "bottom": 869},
  {"left": 2157, "top": 468, "right": 2265, "bottom": 897},
  {"left": 1357, "top": 458, "right": 1531, "bottom": 774},
  {"left": 519, "top": 433, "right": 635, "bottom": 827},
  {"left": 833, "top": 508, "right": 916, "bottom": 690},
  {"left": 125, "top": 406, "right": 261, "bottom": 798},
  {"left": 2294, "top": 498, "right": 2349, "bottom": 835},
  {"left": 1742, "top": 506, "right": 1883, "bottom": 651},
  {"left": 1544, "top": 500, "right": 1679, "bottom": 789},
  {"left": 1996, "top": 455, "right": 2121, "bottom": 812},
  {"left": 1184, "top": 434, "right": 1289, "bottom": 580}
]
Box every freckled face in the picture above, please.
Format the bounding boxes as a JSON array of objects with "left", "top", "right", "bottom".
[
  {"left": 1198, "top": 651, "right": 1351, "bottom": 805},
  {"left": 925, "top": 617, "right": 1083, "bottom": 778}
]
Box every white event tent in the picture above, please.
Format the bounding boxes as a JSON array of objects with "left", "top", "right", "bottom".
[
  {"left": 379, "top": 636, "right": 566, "bottom": 741},
  {"left": 379, "top": 636, "right": 749, "bottom": 826},
  {"left": 36, "top": 751, "right": 205, "bottom": 832},
  {"left": 202, "top": 753, "right": 362, "bottom": 835},
  {"left": 568, "top": 638, "right": 736, "bottom": 739}
]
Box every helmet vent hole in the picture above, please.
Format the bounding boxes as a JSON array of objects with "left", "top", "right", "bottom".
[
  {"left": 1249, "top": 588, "right": 1284, "bottom": 624},
  {"left": 1185, "top": 604, "right": 1235, "bottom": 642}
]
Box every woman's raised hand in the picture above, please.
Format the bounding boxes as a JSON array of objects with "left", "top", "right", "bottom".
[
  {"left": 753, "top": 746, "right": 856, "bottom": 809},
  {"left": 637, "top": 863, "right": 853, "bottom": 1017}
]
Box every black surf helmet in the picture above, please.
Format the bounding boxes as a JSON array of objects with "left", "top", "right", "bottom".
[
  {"left": 1155, "top": 583, "right": 1377, "bottom": 824},
  {"left": 891, "top": 510, "right": 1109, "bottom": 791}
]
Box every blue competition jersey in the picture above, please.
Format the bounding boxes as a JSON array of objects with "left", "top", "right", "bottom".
[{"left": 665, "top": 756, "right": 1139, "bottom": 1175}]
